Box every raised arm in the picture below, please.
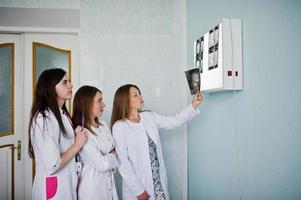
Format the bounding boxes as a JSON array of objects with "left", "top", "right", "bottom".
[{"left": 153, "top": 91, "right": 203, "bottom": 129}]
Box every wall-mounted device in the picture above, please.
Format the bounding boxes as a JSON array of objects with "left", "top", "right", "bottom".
[{"left": 194, "top": 18, "right": 243, "bottom": 92}]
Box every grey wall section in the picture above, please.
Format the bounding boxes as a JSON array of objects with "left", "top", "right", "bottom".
[
  {"left": 0, "top": 7, "right": 79, "bottom": 29},
  {"left": 0, "top": 0, "right": 79, "bottom": 9},
  {"left": 80, "top": 0, "right": 188, "bottom": 199},
  {"left": 187, "top": 0, "right": 301, "bottom": 199}
]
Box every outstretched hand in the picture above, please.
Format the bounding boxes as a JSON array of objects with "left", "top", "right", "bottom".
[{"left": 192, "top": 90, "right": 203, "bottom": 109}]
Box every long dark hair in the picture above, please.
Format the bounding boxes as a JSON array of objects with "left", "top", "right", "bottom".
[
  {"left": 28, "top": 68, "right": 71, "bottom": 159},
  {"left": 72, "top": 85, "right": 102, "bottom": 135},
  {"left": 110, "top": 84, "right": 141, "bottom": 129}
]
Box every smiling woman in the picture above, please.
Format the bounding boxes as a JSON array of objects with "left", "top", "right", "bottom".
[{"left": 72, "top": 85, "right": 119, "bottom": 200}]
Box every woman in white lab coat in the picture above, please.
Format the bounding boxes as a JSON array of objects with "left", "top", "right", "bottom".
[
  {"left": 28, "top": 68, "right": 87, "bottom": 200},
  {"left": 72, "top": 85, "right": 119, "bottom": 200},
  {"left": 111, "top": 84, "right": 203, "bottom": 200}
]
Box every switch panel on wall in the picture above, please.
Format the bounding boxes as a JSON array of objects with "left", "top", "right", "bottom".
[{"left": 194, "top": 18, "right": 243, "bottom": 92}]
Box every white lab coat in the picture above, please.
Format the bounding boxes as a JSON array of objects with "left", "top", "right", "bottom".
[
  {"left": 78, "top": 120, "right": 119, "bottom": 200},
  {"left": 30, "top": 108, "right": 78, "bottom": 200},
  {"left": 112, "top": 104, "right": 200, "bottom": 200}
]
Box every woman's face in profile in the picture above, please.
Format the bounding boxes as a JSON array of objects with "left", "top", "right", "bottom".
[
  {"left": 128, "top": 87, "right": 144, "bottom": 111},
  {"left": 55, "top": 74, "right": 73, "bottom": 105},
  {"left": 92, "top": 91, "right": 105, "bottom": 118}
]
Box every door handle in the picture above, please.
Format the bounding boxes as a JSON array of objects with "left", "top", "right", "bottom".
[{"left": 10, "top": 140, "right": 21, "bottom": 160}]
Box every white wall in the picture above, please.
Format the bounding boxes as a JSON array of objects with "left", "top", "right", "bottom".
[{"left": 80, "top": 0, "right": 188, "bottom": 199}]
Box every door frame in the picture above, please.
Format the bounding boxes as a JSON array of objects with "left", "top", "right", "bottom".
[{"left": 0, "top": 34, "right": 23, "bottom": 200}]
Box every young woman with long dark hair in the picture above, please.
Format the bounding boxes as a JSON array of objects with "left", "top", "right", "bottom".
[{"left": 28, "top": 68, "right": 87, "bottom": 200}]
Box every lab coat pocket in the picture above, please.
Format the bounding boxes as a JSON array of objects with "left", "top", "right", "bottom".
[{"left": 46, "top": 176, "right": 58, "bottom": 200}]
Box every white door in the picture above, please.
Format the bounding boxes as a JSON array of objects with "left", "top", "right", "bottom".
[
  {"left": 0, "top": 34, "right": 24, "bottom": 200},
  {"left": 0, "top": 33, "right": 79, "bottom": 200}
]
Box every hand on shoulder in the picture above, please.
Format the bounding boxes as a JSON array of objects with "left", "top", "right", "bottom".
[{"left": 74, "top": 127, "right": 88, "bottom": 149}]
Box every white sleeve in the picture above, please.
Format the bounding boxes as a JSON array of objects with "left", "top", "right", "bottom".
[
  {"left": 79, "top": 140, "right": 119, "bottom": 172},
  {"left": 31, "top": 116, "right": 61, "bottom": 175},
  {"left": 153, "top": 104, "right": 200, "bottom": 129},
  {"left": 112, "top": 122, "right": 145, "bottom": 196}
]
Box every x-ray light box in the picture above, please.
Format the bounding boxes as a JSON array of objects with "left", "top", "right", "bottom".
[{"left": 194, "top": 18, "right": 243, "bottom": 92}]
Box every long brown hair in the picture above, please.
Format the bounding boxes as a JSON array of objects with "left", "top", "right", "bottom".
[
  {"left": 72, "top": 85, "right": 102, "bottom": 135},
  {"left": 28, "top": 68, "right": 70, "bottom": 159},
  {"left": 110, "top": 84, "right": 141, "bottom": 129}
]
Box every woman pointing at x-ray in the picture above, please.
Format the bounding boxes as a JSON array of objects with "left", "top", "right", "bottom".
[{"left": 111, "top": 84, "right": 202, "bottom": 200}]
